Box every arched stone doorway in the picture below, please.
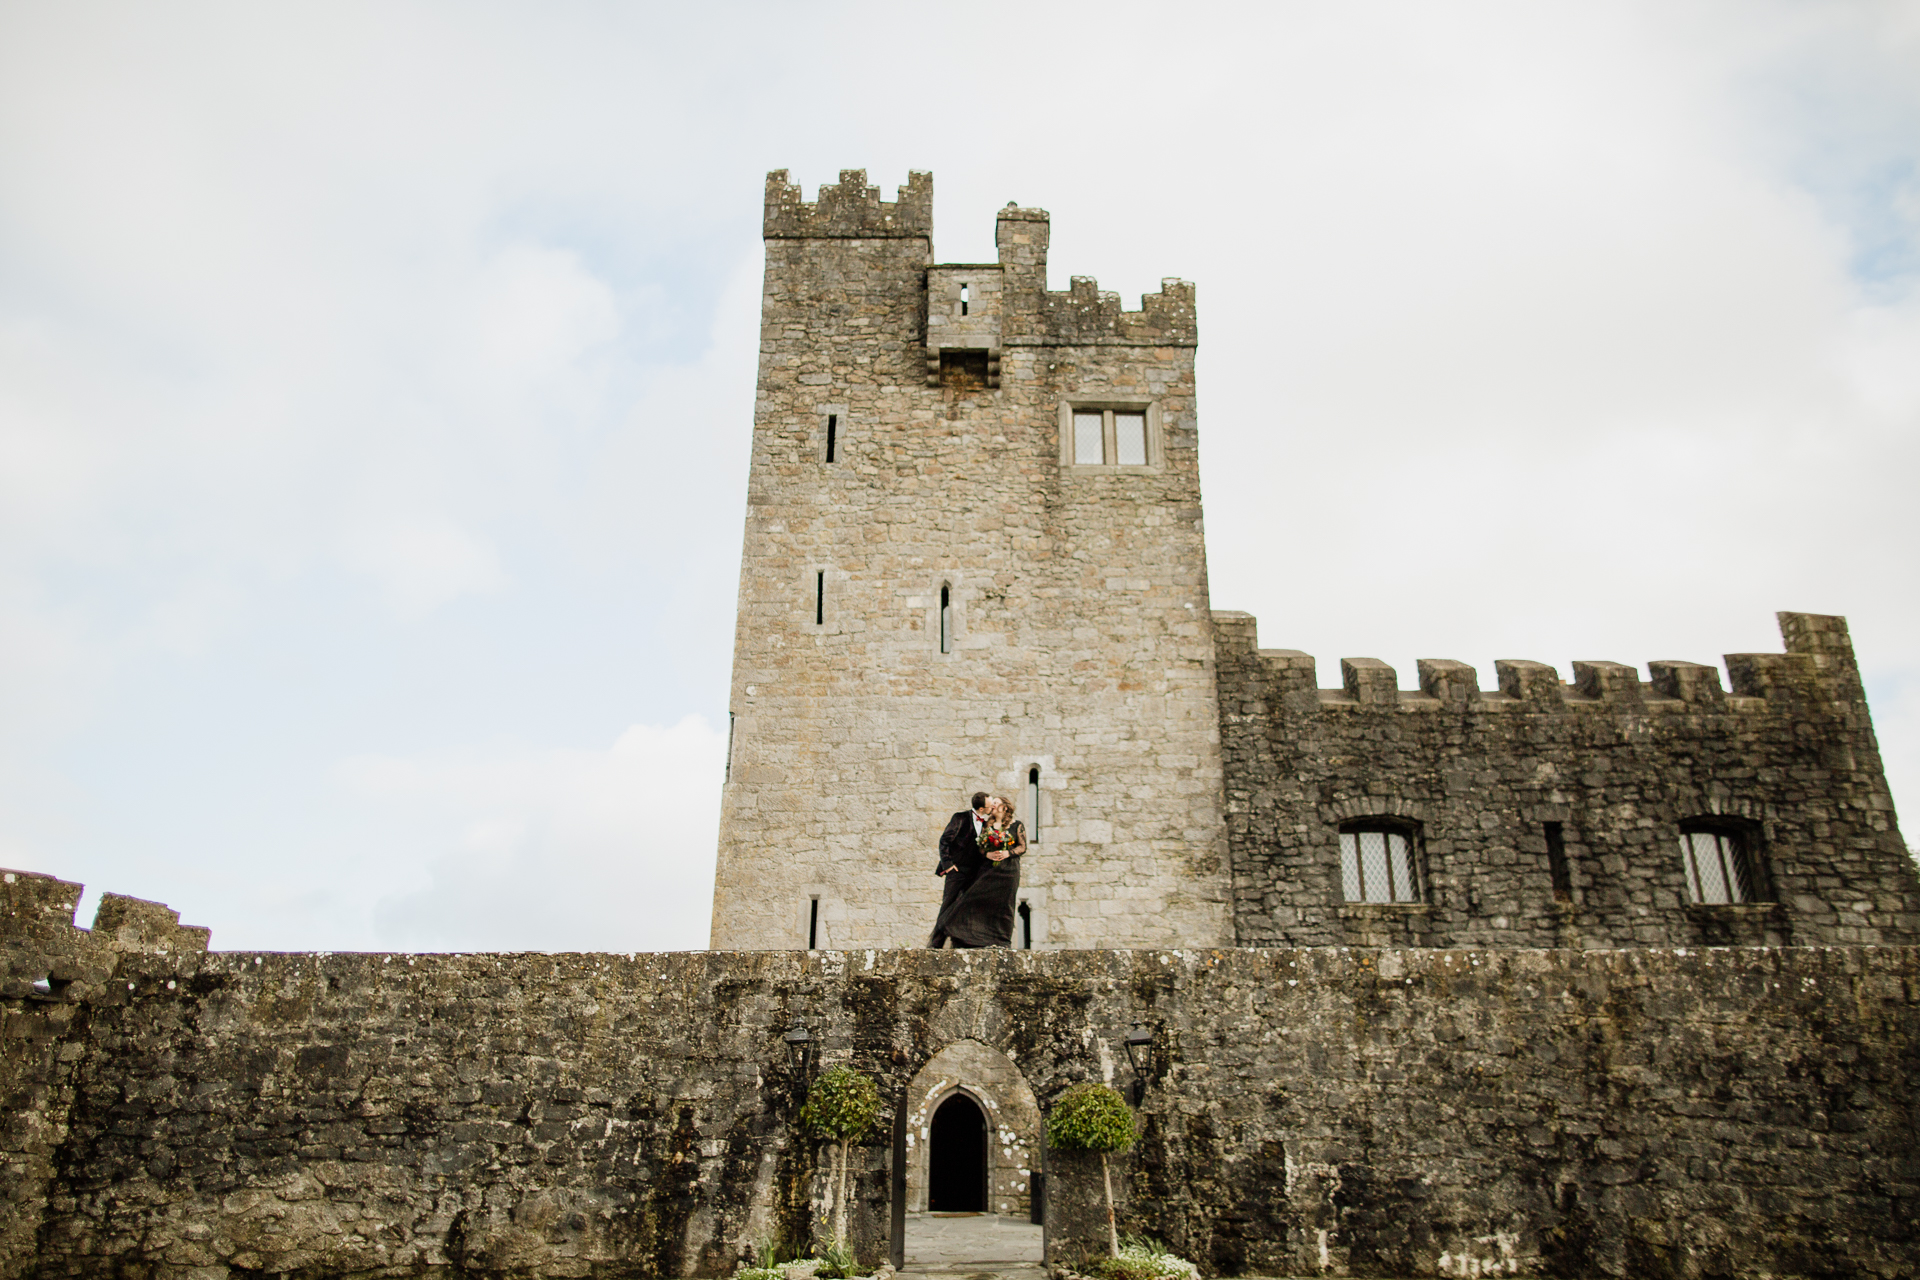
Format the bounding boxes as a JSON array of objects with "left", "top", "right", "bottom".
[
  {"left": 927, "top": 1093, "right": 988, "bottom": 1211},
  {"left": 903, "top": 1039, "right": 1042, "bottom": 1218}
]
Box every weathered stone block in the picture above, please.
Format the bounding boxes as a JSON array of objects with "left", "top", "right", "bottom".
[
  {"left": 1649, "top": 659, "right": 1727, "bottom": 706},
  {"left": 1491, "top": 659, "right": 1559, "bottom": 707},
  {"left": 1416, "top": 658, "right": 1479, "bottom": 705},
  {"left": 1571, "top": 660, "right": 1643, "bottom": 703},
  {"left": 1339, "top": 658, "right": 1398, "bottom": 707}
]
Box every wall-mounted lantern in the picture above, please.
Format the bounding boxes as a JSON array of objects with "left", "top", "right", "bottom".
[
  {"left": 1123, "top": 1026, "right": 1154, "bottom": 1106},
  {"left": 783, "top": 1023, "right": 814, "bottom": 1090}
]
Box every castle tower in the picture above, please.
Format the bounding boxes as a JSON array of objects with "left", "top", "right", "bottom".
[{"left": 710, "top": 170, "right": 1231, "bottom": 950}]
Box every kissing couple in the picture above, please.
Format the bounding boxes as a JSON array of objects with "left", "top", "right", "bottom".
[{"left": 928, "top": 791, "right": 1028, "bottom": 948}]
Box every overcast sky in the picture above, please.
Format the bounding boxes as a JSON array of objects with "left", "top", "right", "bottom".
[{"left": 2, "top": 2, "right": 1916, "bottom": 952}]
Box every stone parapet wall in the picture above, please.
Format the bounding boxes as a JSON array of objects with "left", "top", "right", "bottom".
[
  {"left": 1213, "top": 611, "right": 1918, "bottom": 951},
  {"left": 764, "top": 170, "right": 933, "bottom": 240},
  {"left": 1026, "top": 276, "right": 1198, "bottom": 348},
  {"left": 5, "top": 872, "right": 1918, "bottom": 1279},
  {"left": 0, "top": 871, "right": 209, "bottom": 1275}
]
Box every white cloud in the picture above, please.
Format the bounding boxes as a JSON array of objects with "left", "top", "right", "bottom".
[
  {"left": 1836, "top": 302, "right": 1920, "bottom": 424},
  {"left": 343, "top": 716, "right": 727, "bottom": 952},
  {"left": 464, "top": 246, "right": 619, "bottom": 384},
  {"left": 0, "top": 0, "right": 1914, "bottom": 948},
  {"left": 342, "top": 516, "right": 509, "bottom": 617}
]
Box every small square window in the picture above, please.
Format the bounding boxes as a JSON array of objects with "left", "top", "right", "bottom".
[
  {"left": 1340, "top": 826, "right": 1420, "bottom": 903},
  {"left": 1679, "top": 829, "right": 1760, "bottom": 904},
  {"left": 1064, "top": 404, "right": 1155, "bottom": 468}
]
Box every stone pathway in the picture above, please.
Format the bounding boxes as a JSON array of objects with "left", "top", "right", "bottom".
[{"left": 898, "top": 1211, "right": 1045, "bottom": 1280}]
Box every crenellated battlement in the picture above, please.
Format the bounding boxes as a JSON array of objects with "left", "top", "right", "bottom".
[
  {"left": 1011, "top": 274, "right": 1197, "bottom": 347},
  {"left": 762, "top": 168, "right": 933, "bottom": 240},
  {"left": 929, "top": 266, "right": 1198, "bottom": 358},
  {"left": 1, "top": 868, "right": 209, "bottom": 1001},
  {"left": 1214, "top": 610, "right": 1864, "bottom": 712},
  {"left": 762, "top": 169, "right": 1192, "bottom": 346},
  {"left": 1215, "top": 607, "right": 1911, "bottom": 955}
]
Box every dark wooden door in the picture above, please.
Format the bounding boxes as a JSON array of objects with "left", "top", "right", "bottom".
[{"left": 927, "top": 1093, "right": 988, "bottom": 1212}]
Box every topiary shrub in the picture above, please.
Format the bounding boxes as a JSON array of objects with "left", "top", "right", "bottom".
[
  {"left": 798, "top": 1066, "right": 883, "bottom": 1250},
  {"left": 1047, "top": 1082, "right": 1137, "bottom": 1257},
  {"left": 1048, "top": 1082, "right": 1136, "bottom": 1155}
]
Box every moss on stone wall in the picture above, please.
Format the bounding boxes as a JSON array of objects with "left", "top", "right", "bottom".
[{"left": 5, "top": 915, "right": 1919, "bottom": 1279}]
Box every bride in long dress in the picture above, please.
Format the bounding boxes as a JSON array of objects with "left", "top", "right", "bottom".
[{"left": 932, "top": 796, "right": 1026, "bottom": 948}]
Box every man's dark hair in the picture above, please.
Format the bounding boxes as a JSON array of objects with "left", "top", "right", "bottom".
[{"left": 971, "top": 791, "right": 990, "bottom": 811}]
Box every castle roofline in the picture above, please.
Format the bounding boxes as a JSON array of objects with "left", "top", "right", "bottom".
[{"left": 763, "top": 168, "right": 933, "bottom": 239}]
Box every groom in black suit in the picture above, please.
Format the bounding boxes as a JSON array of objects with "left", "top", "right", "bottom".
[{"left": 928, "top": 791, "right": 990, "bottom": 948}]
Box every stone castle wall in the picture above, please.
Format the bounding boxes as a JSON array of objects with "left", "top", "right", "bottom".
[
  {"left": 711, "top": 171, "right": 1230, "bottom": 951},
  {"left": 5, "top": 872, "right": 1919, "bottom": 1279},
  {"left": 1215, "top": 610, "right": 1919, "bottom": 950},
  {"left": 0, "top": 871, "right": 214, "bottom": 1274}
]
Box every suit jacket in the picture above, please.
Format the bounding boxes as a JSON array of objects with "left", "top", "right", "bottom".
[{"left": 935, "top": 810, "right": 982, "bottom": 876}]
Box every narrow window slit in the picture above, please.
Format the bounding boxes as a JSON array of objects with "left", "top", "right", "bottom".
[
  {"left": 808, "top": 896, "right": 820, "bottom": 950},
  {"left": 1026, "top": 766, "right": 1041, "bottom": 842},
  {"left": 1545, "top": 822, "right": 1572, "bottom": 903},
  {"left": 939, "top": 585, "right": 951, "bottom": 654},
  {"left": 825, "top": 414, "right": 837, "bottom": 463},
  {"left": 960, "top": 283, "right": 970, "bottom": 316},
  {"left": 816, "top": 571, "right": 824, "bottom": 626}
]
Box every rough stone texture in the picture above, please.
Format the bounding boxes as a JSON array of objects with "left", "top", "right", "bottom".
[
  {"left": 0, "top": 870, "right": 210, "bottom": 1274},
  {"left": 712, "top": 170, "right": 1230, "bottom": 951},
  {"left": 4, "top": 875, "right": 1918, "bottom": 1279},
  {"left": 1215, "top": 611, "right": 1919, "bottom": 950}
]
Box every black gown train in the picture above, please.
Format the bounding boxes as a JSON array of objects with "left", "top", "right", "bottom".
[{"left": 933, "top": 821, "right": 1024, "bottom": 948}]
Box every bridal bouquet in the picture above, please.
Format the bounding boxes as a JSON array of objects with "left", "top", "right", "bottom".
[{"left": 979, "top": 825, "right": 1015, "bottom": 854}]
